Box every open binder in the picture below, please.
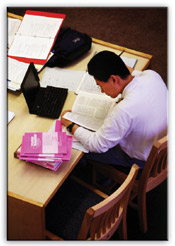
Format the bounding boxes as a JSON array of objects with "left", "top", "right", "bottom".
[{"left": 8, "top": 10, "right": 66, "bottom": 64}]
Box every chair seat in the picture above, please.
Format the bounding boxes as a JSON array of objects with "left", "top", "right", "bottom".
[{"left": 45, "top": 178, "right": 103, "bottom": 240}]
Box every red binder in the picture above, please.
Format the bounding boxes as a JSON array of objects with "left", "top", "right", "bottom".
[{"left": 8, "top": 10, "right": 66, "bottom": 65}]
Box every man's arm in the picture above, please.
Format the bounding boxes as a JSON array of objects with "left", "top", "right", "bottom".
[{"left": 61, "top": 110, "right": 80, "bottom": 134}]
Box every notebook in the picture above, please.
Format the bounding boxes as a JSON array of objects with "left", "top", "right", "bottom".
[{"left": 21, "top": 63, "right": 68, "bottom": 118}]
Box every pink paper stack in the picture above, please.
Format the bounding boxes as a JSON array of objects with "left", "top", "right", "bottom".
[{"left": 17, "top": 120, "right": 73, "bottom": 171}]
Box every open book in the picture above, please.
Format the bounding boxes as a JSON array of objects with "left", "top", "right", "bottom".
[
  {"left": 8, "top": 10, "right": 65, "bottom": 64},
  {"left": 63, "top": 91, "right": 118, "bottom": 131}
]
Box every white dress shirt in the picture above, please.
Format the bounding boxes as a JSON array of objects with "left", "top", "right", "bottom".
[{"left": 74, "top": 70, "right": 168, "bottom": 161}]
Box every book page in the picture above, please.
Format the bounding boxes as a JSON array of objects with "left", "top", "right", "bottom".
[
  {"left": 72, "top": 92, "right": 115, "bottom": 119},
  {"left": 8, "top": 18, "right": 21, "bottom": 48},
  {"left": 64, "top": 92, "right": 115, "bottom": 131},
  {"left": 8, "top": 35, "right": 54, "bottom": 59},
  {"left": 76, "top": 72, "right": 102, "bottom": 95},
  {"left": 64, "top": 111, "right": 103, "bottom": 131},
  {"left": 17, "top": 14, "right": 63, "bottom": 38}
]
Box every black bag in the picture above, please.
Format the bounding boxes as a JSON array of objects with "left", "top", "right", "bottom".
[{"left": 45, "top": 27, "right": 92, "bottom": 67}]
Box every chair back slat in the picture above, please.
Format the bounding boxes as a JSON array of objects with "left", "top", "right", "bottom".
[
  {"left": 163, "top": 155, "right": 167, "bottom": 169},
  {"left": 150, "top": 139, "right": 167, "bottom": 177},
  {"left": 158, "top": 150, "right": 167, "bottom": 172},
  {"left": 105, "top": 207, "right": 114, "bottom": 231},
  {"left": 90, "top": 201, "right": 123, "bottom": 239}
]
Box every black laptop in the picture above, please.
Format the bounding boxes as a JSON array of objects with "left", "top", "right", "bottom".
[{"left": 21, "top": 63, "right": 68, "bottom": 119}]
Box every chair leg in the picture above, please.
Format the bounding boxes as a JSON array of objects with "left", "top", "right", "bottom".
[{"left": 137, "top": 191, "right": 147, "bottom": 233}]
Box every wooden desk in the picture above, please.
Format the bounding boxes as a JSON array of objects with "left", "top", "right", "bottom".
[{"left": 7, "top": 13, "right": 152, "bottom": 240}]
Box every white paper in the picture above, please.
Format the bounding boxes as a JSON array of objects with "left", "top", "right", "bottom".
[
  {"left": 8, "top": 58, "right": 29, "bottom": 84},
  {"left": 121, "top": 56, "right": 138, "bottom": 68},
  {"left": 41, "top": 67, "right": 84, "bottom": 91},
  {"left": 8, "top": 111, "right": 15, "bottom": 124},
  {"left": 72, "top": 141, "right": 89, "bottom": 153},
  {"left": 8, "top": 82, "right": 20, "bottom": 91}
]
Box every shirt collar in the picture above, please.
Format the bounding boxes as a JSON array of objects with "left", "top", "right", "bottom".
[{"left": 121, "top": 70, "right": 140, "bottom": 97}]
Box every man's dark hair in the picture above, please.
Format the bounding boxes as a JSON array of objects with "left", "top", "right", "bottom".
[{"left": 88, "top": 51, "right": 130, "bottom": 82}]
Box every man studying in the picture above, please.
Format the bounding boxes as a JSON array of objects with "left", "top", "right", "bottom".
[{"left": 61, "top": 51, "right": 167, "bottom": 171}]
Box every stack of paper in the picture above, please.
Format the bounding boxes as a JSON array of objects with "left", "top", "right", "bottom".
[
  {"left": 8, "top": 58, "right": 29, "bottom": 91},
  {"left": 17, "top": 120, "right": 73, "bottom": 171}
]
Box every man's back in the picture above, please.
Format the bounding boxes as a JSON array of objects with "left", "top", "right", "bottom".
[{"left": 118, "top": 69, "right": 168, "bottom": 160}]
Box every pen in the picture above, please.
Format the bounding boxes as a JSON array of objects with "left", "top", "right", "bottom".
[
  {"left": 133, "top": 59, "right": 138, "bottom": 69},
  {"left": 119, "top": 50, "right": 125, "bottom": 57}
]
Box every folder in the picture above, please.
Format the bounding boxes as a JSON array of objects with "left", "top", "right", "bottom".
[{"left": 8, "top": 10, "right": 66, "bottom": 64}]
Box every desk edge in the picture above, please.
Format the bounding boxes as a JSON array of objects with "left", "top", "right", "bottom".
[
  {"left": 8, "top": 191, "right": 44, "bottom": 207},
  {"left": 92, "top": 37, "right": 153, "bottom": 60}
]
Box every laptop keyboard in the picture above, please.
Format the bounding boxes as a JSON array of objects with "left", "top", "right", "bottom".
[{"left": 36, "top": 86, "right": 68, "bottom": 118}]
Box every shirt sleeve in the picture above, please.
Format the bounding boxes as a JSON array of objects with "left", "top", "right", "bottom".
[{"left": 74, "top": 105, "right": 132, "bottom": 153}]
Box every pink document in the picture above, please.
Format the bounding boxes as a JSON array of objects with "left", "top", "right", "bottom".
[
  {"left": 55, "top": 120, "right": 62, "bottom": 132},
  {"left": 27, "top": 160, "right": 63, "bottom": 171},
  {"left": 21, "top": 131, "right": 67, "bottom": 154},
  {"left": 17, "top": 120, "right": 73, "bottom": 171},
  {"left": 19, "top": 135, "right": 72, "bottom": 161}
]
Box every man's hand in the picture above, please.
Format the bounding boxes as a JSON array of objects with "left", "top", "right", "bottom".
[
  {"left": 61, "top": 110, "right": 72, "bottom": 127},
  {"left": 61, "top": 110, "right": 80, "bottom": 134}
]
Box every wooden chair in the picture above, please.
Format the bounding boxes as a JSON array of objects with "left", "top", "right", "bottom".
[
  {"left": 90, "top": 135, "right": 168, "bottom": 233},
  {"left": 45, "top": 164, "right": 139, "bottom": 240}
]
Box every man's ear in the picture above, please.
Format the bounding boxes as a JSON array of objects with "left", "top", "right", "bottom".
[{"left": 110, "top": 75, "right": 119, "bottom": 85}]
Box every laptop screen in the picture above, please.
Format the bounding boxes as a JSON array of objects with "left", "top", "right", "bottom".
[{"left": 21, "top": 63, "right": 40, "bottom": 111}]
